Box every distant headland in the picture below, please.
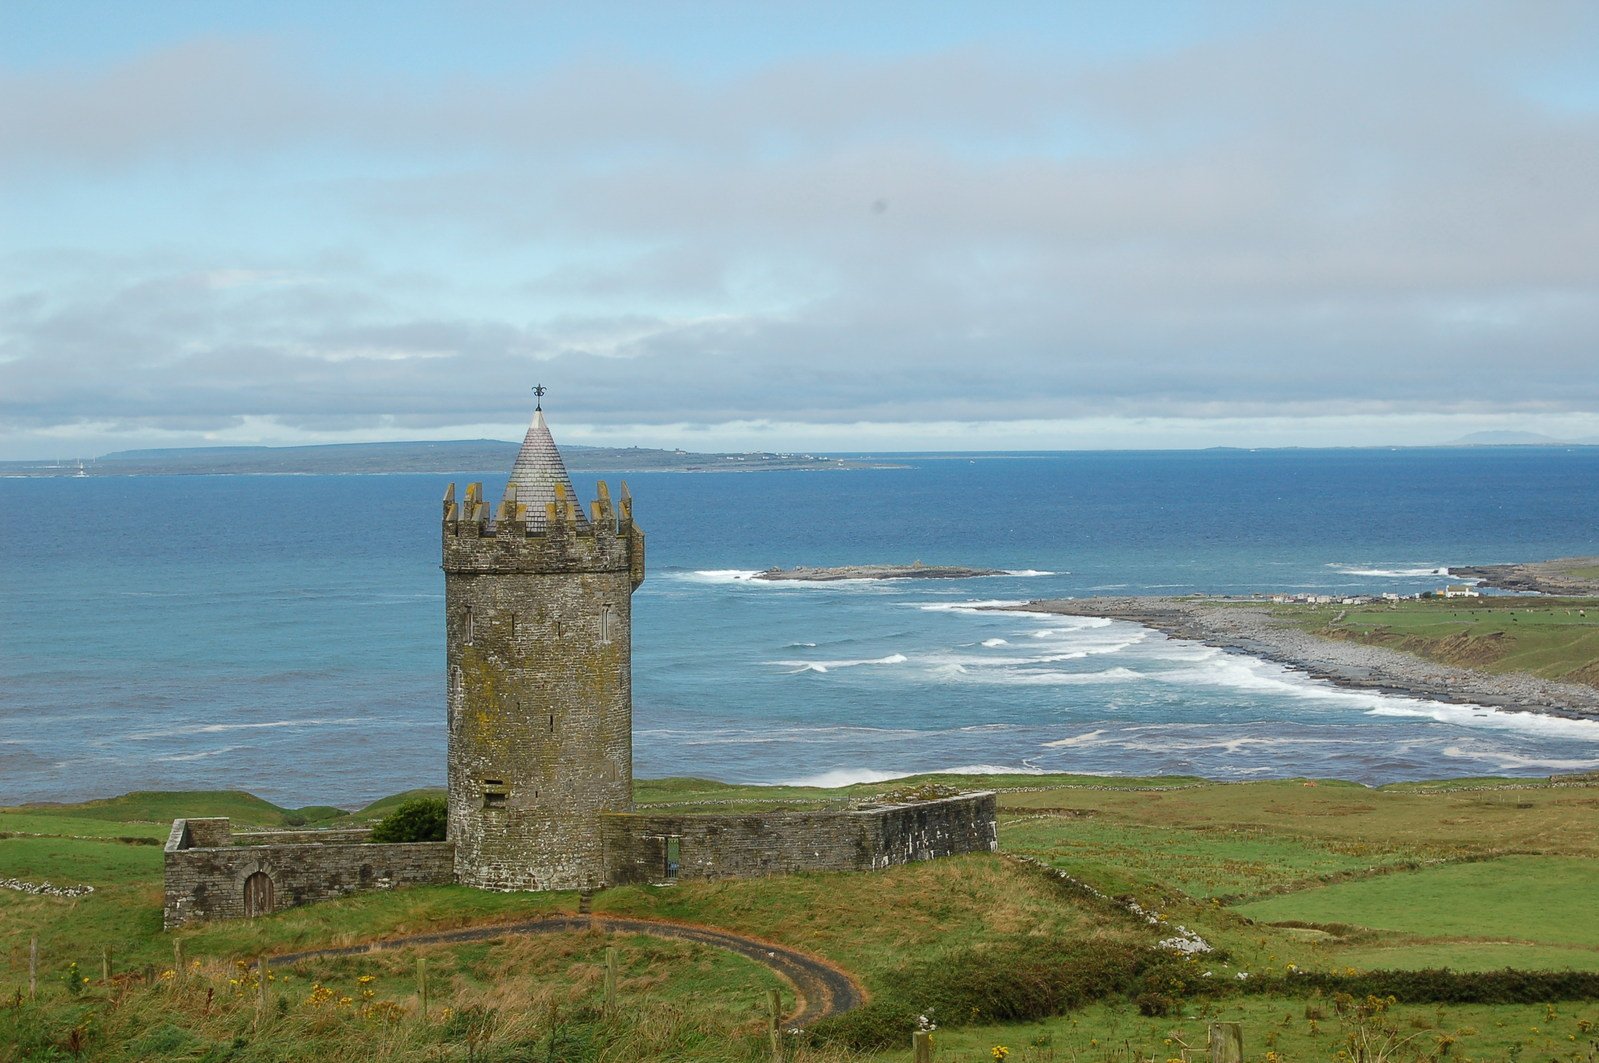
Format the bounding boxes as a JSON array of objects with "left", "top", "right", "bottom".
[
  {"left": 999, "top": 594, "right": 1599, "bottom": 722},
  {"left": 0, "top": 440, "right": 902, "bottom": 477},
  {"left": 1449, "top": 556, "right": 1599, "bottom": 596}
]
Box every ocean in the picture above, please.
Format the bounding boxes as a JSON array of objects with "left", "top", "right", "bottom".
[{"left": 3, "top": 446, "right": 1599, "bottom": 807}]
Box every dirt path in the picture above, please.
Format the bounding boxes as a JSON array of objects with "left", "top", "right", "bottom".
[{"left": 269, "top": 913, "right": 863, "bottom": 1027}]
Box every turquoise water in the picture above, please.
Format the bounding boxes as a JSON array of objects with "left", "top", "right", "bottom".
[{"left": 3, "top": 447, "right": 1598, "bottom": 805}]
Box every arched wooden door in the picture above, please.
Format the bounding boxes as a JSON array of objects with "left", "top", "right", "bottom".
[{"left": 243, "top": 871, "right": 275, "bottom": 918}]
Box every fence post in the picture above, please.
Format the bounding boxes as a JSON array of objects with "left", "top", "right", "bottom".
[
  {"left": 417, "top": 956, "right": 428, "bottom": 1019},
  {"left": 28, "top": 937, "right": 37, "bottom": 1000},
  {"left": 1208, "top": 1021, "right": 1243, "bottom": 1063},
  {"left": 603, "top": 946, "right": 617, "bottom": 1016},
  {"left": 174, "top": 940, "right": 185, "bottom": 985},
  {"left": 766, "top": 987, "right": 783, "bottom": 1062},
  {"left": 913, "top": 1029, "right": 933, "bottom": 1063},
  {"left": 256, "top": 958, "right": 270, "bottom": 1017}
]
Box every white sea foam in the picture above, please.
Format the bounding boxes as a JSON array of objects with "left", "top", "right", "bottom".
[
  {"left": 923, "top": 637, "right": 1146, "bottom": 669},
  {"left": 770, "top": 653, "right": 910, "bottom": 674},
  {"left": 126, "top": 718, "right": 368, "bottom": 741},
  {"left": 1003, "top": 570, "right": 1058, "bottom": 577},
  {"left": 1365, "top": 702, "right": 1599, "bottom": 740},
  {"left": 1041, "top": 729, "right": 1109, "bottom": 748},
  {"left": 784, "top": 764, "right": 1047, "bottom": 788},
  {"left": 1027, "top": 617, "right": 1114, "bottom": 631},
  {"left": 1438, "top": 745, "right": 1599, "bottom": 771},
  {"left": 981, "top": 638, "right": 1009, "bottom": 647},
  {"left": 1149, "top": 652, "right": 1419, "bottom": 705},
  {"left": 918, "top": 599, "right": 1034, "bottom": 613},
  {"left": 965, "top": 666, "right": 1146, "bottom": 686},
  {"left": 680, "top": 569, "right": 764, "bottom": 583},
  {"left": 639, "top": 724, "right": 926, "bottom": 745},
  {"left": 1329, "top": 563, "right": 1452, "bottom": 578},
  {"left": 155, "top": 746, "right": 242, "bottom": 762},
  {"left": 1062, "top": 727, "right": 1354, "bottom": 756},
  {"left": 1136, "top": 646, "right": 1599, "bottom": 743}
]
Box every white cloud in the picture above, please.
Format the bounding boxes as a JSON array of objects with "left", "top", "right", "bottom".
[{"left": 1, "top": 3, "right": 1597, "bottom": 457}]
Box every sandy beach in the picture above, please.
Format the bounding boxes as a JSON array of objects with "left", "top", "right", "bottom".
[{"left": 1000, "top": 597, "right": 1599, "bottom": 721}]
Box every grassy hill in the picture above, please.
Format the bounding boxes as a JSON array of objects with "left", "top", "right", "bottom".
[
  {"left": 1276, "top": 596, "right": 1599, "bottom": 686},
  {"left": 4, "top": 773, "right": 1598, "bottom": 1060}
]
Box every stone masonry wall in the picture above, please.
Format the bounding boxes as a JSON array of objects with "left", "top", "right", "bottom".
[
  {"left": 600, "top": 792, "right": 997, "bottom": 887},
  {"left": 163, "top": 819, "right": 454, "bottom": 928}
]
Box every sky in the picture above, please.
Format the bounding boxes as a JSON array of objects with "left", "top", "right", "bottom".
[{"left": 2, "top": 1, "right": 1597, "bottom": 458}]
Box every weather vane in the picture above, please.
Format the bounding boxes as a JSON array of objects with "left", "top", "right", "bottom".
[{"left": 533, "top": 384, "right": 546, "bottom": 410}]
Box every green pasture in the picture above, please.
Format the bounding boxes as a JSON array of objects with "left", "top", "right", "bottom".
[
  {"left": 1000, "top": 817, "right": 1396, "bottom": 899},
  {"left": 4, "top": 773, "right": 1598, "bottom": 1060},
  {"left": 1235, "top": 856, "right": 1599, "bottom": 949},
  {"left": 1273, "top": 595, "right": 1599, "bottom": 685},
  {"left": 909, "top": 997, "right": 1599, "bottom": 1063}
]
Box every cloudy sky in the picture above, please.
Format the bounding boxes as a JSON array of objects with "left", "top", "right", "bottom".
[{"left": 3, "top": 1, "right": 1597, "bottom": 458}]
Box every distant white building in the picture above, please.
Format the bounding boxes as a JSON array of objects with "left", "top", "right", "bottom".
[{"left": 1442, "top": 584, "right": 1481, "bottom": 598}]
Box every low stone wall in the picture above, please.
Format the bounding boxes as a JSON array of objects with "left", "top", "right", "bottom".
[
  {"left": 601, "top": 791, "right": 996, "bottom": 887},
  {"left": 233, "top": 828, "right": 373, "bottom": 846},
  {"left": 163, "top": 818, "right": 454, "bottom": 928}
]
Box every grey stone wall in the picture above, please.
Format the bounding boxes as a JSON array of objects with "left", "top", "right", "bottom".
[
  {"left": 443, "top": 482, "right": 644, "bottom": 892},
  {"left": 233, "top": 828, "right": 373, "bottom": 846},
  {"left": 600, "top": 792, "right": 997, "bottom": 887},
  {"left": 163, "top": 819, "right": 454, "bottom": 928}
]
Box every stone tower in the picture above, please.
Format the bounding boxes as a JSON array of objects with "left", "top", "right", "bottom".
[{"left": 441, "top": 404, "right": 645, "bottom": 890}]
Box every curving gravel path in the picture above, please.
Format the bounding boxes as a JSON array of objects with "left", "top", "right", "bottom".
[{"left": 269, "top": 913, "right": 863, "bottom": 1027}]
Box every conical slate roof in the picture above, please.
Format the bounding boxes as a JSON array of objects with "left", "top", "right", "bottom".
[{"left": 506, "top": 408, "right": 588, "bottom": 531}]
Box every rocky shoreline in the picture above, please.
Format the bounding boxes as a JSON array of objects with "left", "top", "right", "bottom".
[
  {"left": 755, "top": 563, "right": 1006, "bottom": 582},
  {"left": 1450, "top": 557, "right": 1599, "bottom": 596},
  {"left": 1000, "top": 597, "right": 1599, "bottom": 721}
]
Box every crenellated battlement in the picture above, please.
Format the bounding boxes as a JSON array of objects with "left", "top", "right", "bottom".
[{"left": 441, "top": 479, "right": 645, "bottom": 585}]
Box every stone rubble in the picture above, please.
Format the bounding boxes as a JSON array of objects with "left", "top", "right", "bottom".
[{"left": 1, "top": 877, "right": 94, "bottom": 898}]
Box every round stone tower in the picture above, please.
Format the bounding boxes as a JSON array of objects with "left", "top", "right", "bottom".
[{"left": 441, "top": 403, "right": 645, "bottom": 890}]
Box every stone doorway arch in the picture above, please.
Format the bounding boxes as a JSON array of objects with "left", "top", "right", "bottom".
[{"left": 243, "top": 871, "right": 275, "bottom": 918}]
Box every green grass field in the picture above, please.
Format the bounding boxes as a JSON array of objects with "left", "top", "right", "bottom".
[
  {"left": 1272, "top": 596, "right": 1599, "bottom": 686},
  {"left": 4, "top": 773, "right": 1598, "bottom": 1061}
]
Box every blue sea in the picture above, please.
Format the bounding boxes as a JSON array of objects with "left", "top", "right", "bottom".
[{"left": 4, "top": 447, "right": 1599, "bottom": 807}]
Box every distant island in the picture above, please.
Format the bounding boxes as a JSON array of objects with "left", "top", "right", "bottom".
[
  {"left": 0, "top": 440, "right": 900, "bottom": 477},
  {"left": 755, "top": 563, "right": 1006, "bottom": 582},
  {"left": 1442, "top": 430, "right": 1599, "bottom": 446}
]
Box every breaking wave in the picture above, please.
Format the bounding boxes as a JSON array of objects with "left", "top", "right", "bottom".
[
  {"left": 771, "top": 653, "right": 910, "bottom": 674},
  {"left": 677, "top": 569, "right": 764, "bottom": 583},
  {"left": 1364, "top": 702, "right": 1599, "bottom": 740},
  {"left": 1329, "top": 563, "right": 1452, "bottom": 578}
]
